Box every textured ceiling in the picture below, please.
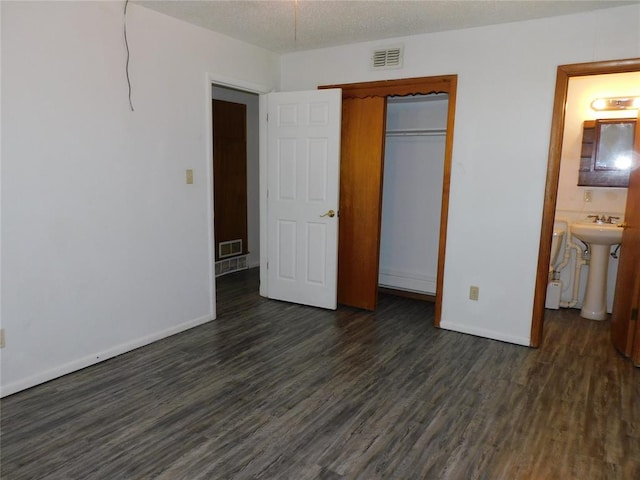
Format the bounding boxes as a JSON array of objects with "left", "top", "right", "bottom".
[{"left": 136, "top": 0, "right": 638, "bottom": 54}]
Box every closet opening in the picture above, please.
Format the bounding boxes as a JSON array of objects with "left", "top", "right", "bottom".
[
  {"left": 379, "top": 94, "right": 449, "bottom": 302},
  {"left": 321, "top": 75, "right": 457, "bottom": 325}
]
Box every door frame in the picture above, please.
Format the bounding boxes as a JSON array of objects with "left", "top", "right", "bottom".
[
  {"left": 530, "top": 58, "right": 640, "bottom": 347},
  {"left": 205, "top": 73, "right": 270, "bottom": 315},
  {"left": 321, "top": 75, "right": 457, "bottom": 324}
]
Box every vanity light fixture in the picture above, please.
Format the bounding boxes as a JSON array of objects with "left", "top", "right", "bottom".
[{"left": 590, "top": 96, "right": 640, "bottom": 111}]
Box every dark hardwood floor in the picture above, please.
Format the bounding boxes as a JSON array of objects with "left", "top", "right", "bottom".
[{"left": 1, "top": 268, "right": 639, "bottom": 479}]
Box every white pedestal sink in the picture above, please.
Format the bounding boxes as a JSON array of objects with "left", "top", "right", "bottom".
[{"left": 570, "top": 221, "right": 623, "bottom": 320}]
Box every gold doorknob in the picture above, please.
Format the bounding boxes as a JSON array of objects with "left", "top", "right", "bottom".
[
  {"left": 320, "top": 209, "right": 336, "bottom": 218},
  {"left": 617, "top": 223, "right": 628, "bottom": 228}
]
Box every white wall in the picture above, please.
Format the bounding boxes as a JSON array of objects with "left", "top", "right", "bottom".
[
  {"left": 211, "top": 85, "right": 260, "bottom": 268},
  {"left": 379, "top": 96, "right": 447, "bottom": 294},
  {"left": 0, "top": 1, "right": 278, "bottom": 396},
  {"left": 281, "top": 4, "right": 640, "bottom": 345}
]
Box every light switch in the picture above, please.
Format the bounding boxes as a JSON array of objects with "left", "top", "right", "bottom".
[
  {"left": 469, "top": 286, "right": 479, "bottom": 301},
  {"left": 186, "top": 169, "right": 194, "bottom": 185}
]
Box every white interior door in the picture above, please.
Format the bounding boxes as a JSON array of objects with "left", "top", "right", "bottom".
[{"left": 266, "top": 89, "right": 341, "bottom": 309}]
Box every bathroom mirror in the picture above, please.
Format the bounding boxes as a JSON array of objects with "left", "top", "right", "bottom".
[{"left": 578, "top": 118, "right": 636, "bottom": 187}]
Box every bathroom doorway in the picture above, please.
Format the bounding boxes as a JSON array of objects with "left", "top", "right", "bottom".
[{"left": 531, "top": 58, "right": 640, "bottom": 364}]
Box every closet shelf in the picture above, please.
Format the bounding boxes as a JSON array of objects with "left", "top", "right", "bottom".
[{"left": 385, "top": 128, "right": 447, "bottom": 137}]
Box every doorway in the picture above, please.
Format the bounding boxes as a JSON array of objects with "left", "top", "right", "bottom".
[
  {"left": 531, "top": 58, "right": 640, "bottom": 359},
  {"left": 210, "top": 82, "right": 262, "bottom": 293}
]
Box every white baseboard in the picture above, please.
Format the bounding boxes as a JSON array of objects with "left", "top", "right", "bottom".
[
  {"left": 439, "top": 320, "right": 530, "bottom": 347},
  {"left": 0, "top": 313, "right": 215, "bottom": 398},
  {"left": 378, "top": 269, "right": 436, "bottom": 294}
]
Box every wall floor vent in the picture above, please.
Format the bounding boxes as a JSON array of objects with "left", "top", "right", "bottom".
[
  {"left": 219, "top": 239, "right": 242, "bottom": 259},
  {"left": 215, "top": 255, "right": 248, "bottom": 277},
  {"left": 372, "top": 46, "right": 403, "bottom": 70}
]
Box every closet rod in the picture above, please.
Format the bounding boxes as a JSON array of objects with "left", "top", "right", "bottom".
[{"left": 385, "top": 128, "right": 447, "bottom": 137}]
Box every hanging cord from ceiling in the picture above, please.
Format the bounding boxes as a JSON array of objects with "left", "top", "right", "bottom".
[
  {"left": 124, "top": 0, "right": 134, "bottom": 112},
  {"left": 294, "top": 0, "right": 298, "bottom": 42}
]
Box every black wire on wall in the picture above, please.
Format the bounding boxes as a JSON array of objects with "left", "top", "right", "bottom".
[{"left": 124, "top": 0, "right": 134, "bottom": 111}]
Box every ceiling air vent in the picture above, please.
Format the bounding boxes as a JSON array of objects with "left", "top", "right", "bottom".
[{"left": 372, "top": 46, "right": 403, "bottom": 70}]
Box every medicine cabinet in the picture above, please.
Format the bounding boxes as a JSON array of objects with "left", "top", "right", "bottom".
[{"left": 579, "top": 118, "right": 636, "bottom": 187}]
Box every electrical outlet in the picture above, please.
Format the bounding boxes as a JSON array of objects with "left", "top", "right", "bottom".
[
  {"left": 186, "top": 169, "right": 194, "bottom": 185},
  {"left": 584, "top": 190, "right": 592, "bottom": 203},
  {"left": 0, "top": 328, "right": 5, "bottom": 348},
  {"left": 469, "top": 286, "right": 479, "bottom": 301}
]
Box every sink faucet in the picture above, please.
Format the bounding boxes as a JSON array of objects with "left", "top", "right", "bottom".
[{"left": 587, "top": 214, "right": 620, "bottom": 224}]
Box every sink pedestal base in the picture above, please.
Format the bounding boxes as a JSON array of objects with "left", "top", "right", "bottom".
[{"left": 580, "top": 244, "right": 610, "bottom": 321}]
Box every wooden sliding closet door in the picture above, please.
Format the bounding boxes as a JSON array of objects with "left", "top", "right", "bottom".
[{"left": 337, "top": 96, "right": 387, "bottom": 310}]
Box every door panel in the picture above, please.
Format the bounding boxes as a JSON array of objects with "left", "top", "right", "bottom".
[
  {"left": 611, "top": 110, "right": 640, "bottom": 361},
  {"left": 337, "top": 96, "right": 387, "bottom": 310},
  {"left": 266, "top": 89, "right": 341, "bottom": 309}
]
